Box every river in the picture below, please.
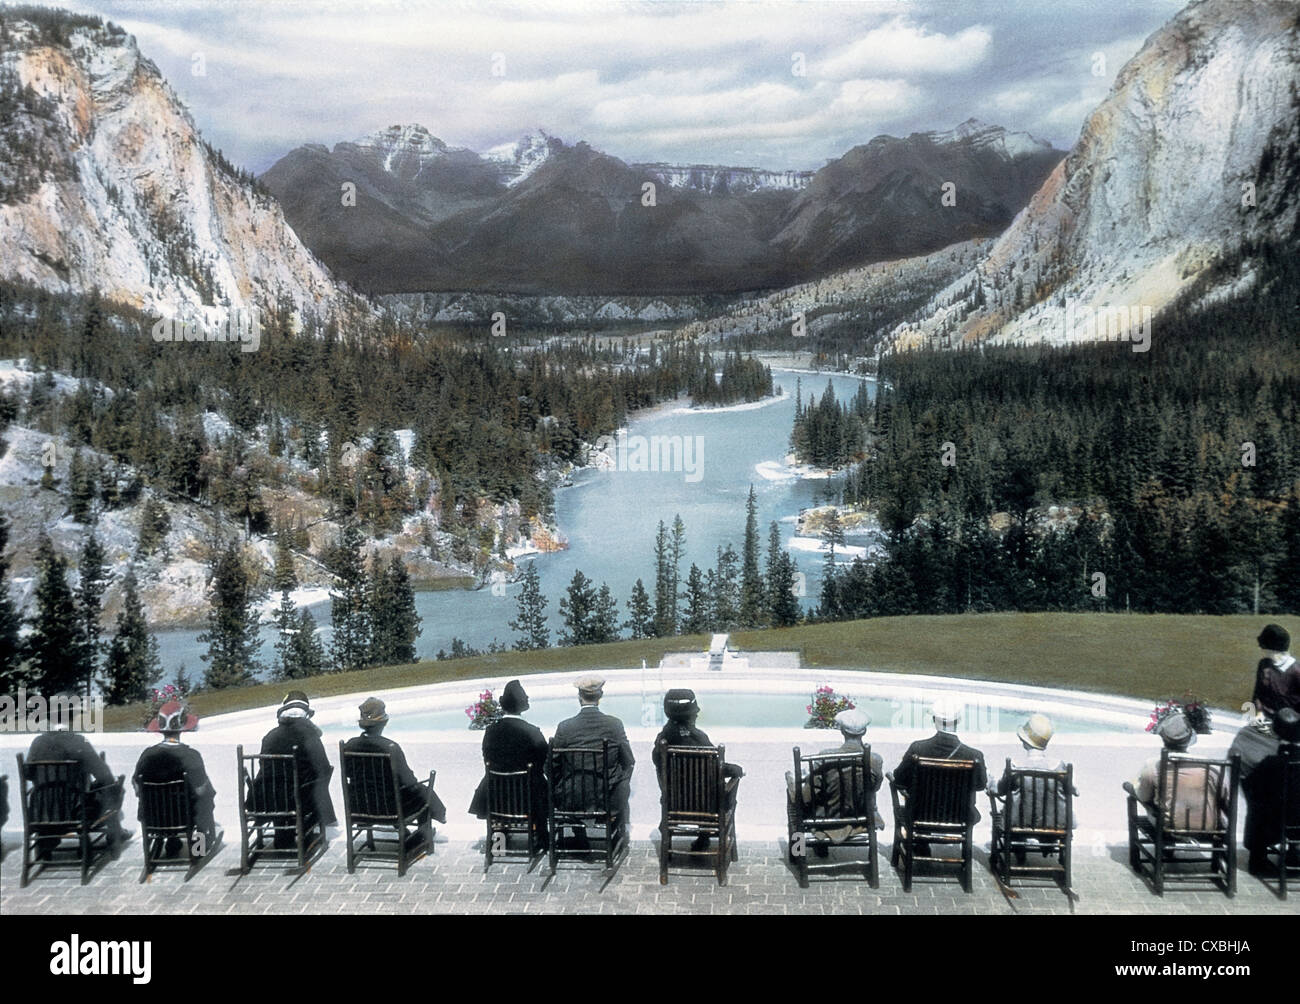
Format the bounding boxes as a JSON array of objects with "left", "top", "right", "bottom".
[{"left": 153, "top": 369, "right": 875, "bottom": 677}]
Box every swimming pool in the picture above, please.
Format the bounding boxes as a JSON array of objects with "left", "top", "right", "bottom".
[{"left": 317, "top": 688, "right": 1132, "bottom": 737}]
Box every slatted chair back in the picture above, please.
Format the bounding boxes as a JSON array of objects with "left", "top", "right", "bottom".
[
  {"left": 19, "top": 757, "right": 86, "bottom": 828},
  {"left": 793, "top": 747, "right": 873, "bottom": 829},
  {"left": 138, "top": 776, "right": 191, "bottom": 837},
  {"left": 1156, "top": 750, "right": 1233, "bottom": 836},
  {"left": 1003, "top": 763, "right": 1073, "bottom": 837},
  {"left": 549, "top": 742, "right": 612, "bottom": 818},
  {"left": 242, "top": 750, "right": 302, "bottom": 821},
  {"left": 662, "top": 745, "right": 724, "bottom": 824},
  {"left": 910, "top": 757, "right": 977, "bottom": 830},
  {"left": 486, "top": 765, "right": 533, "bottom": 825},
  {"left": 341, "top": 749, "right": 401, "bottom": 822}
]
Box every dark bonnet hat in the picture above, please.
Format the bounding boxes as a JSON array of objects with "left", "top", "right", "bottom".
[
  {"left": 663, "top": 688, "right": 699, "bottom": 720},
  {"left": 500, "top": 679, "right": 528, "bottom": 714},
  {"left": 1258, "top": 624, "right": 1290, "bottom": 652}
]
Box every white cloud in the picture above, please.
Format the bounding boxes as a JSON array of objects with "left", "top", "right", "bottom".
[
  {"left": 56, "top": 0, "right": 1174, "bottom": 172},
  {"left": 819, "top": 19, "right": 993, "bottom": 79}
]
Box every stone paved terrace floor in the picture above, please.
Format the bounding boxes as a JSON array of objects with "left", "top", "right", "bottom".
[{"left": 2, "top": 837, "right": 1296, "bottom": 916}]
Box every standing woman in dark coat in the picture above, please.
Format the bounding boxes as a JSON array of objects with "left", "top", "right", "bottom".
[
  {"left": 469, "top": 680, "right": 550, "bottom": 849},
  {"left": 1252, "top": 624, "right": 1300, "bottom": 721}
]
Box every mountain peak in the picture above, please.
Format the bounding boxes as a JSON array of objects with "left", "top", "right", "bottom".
[
  {"left": 482, "top": 131, "right": 561, "bottom": 186},
  {"left": 921, "top": 119, "right": 1053, "bottom": 158}
]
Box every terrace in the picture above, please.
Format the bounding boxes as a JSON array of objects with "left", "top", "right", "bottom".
[{"left": 1, "top": 665, "right": 1291, "bottom": 915}]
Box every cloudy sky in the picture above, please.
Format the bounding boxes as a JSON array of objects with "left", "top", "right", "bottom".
[{"left": 63, "top": 0, "right": 1186, "bottom": 173}]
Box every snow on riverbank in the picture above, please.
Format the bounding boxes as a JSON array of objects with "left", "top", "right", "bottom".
[
  {"left": 256, "top": 586, "right": 333, "bottom": 620},
  {"left": 754, "top": 459, "right": 833, "bottom": 481},
  {"left": 787, "top": 536, "right": 873, "bottom": 560},
  {"left": 668, "top": 387, "right": 786, "bottom": 415}
]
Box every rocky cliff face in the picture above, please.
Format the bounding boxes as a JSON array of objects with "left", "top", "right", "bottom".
[
  {"left": 891, "top": 0, "right": 1300, "bottom": 350},
  {"left": 634, "top": 163, "right": 813, "bottom": 194},
  {"left": 0, "top": 14, "right": 367, "bottom": 324}
]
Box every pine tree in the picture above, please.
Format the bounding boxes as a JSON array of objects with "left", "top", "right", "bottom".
[
  {"left": 76, "top": 530, "right": 108, "bottom": 693},
  {"left": 558, "top": 569, "right": 598, "bottom": 646},
  {"left": 272, "top": 529, "right": 298, "bottom": 591},
  {"left": 330, "top": 523, "right": 371, "bottom": 672},
  {"left": 198, "top": 540, "right": 265, "bottom": 689},
  {"left": 0, "top": 513, "right": 27, "bottom": 692},
  {"left": 25, "top": 534, "right": 86, "bottom": 695},
  {"left": 272, "top": 589, "right": 326, "bottom": 680},
  {"left": 764, "top": 521, "right": 784, "bottom": 623},
  {"left": 769, "top": 551, "right": 802, "bottom": 626},
  {"left": 623, "top": 578, "right": 655, "bottom": 639},
  {"left": 136, "top": 496, "right": 171, "bottom": 559},
  {"left": 670, "top": 514, "right": 686, "bottom": 625},
  {"left": 708, "top": 544, "right": 740, "bottom": 630},
  {"left": 819, "top": 548, "right": 840, "bottom": 620},
  {"left": 652, "top": 520, "right": 676, "bottom": 637},
  {"left": 103, "top": 569, "right": 161, "bottom": 704},
  {"left": 509, "top": 560, "right": 551, "bottom": 650},
  {"left": 680, "top": 564, "right": 710, "bottom": 635},
  {"left": 592, "top": 583, "right": 621, "bottom": 645},
  {"left": 67, "top": 447, "right": 96, "bottom": 523},
  {"left": 370, "top": 555, "right": 420, "bottom": 666},
  {"left": 164, "top": 414, "right": 207, "bottom": 498},
  {"left": 764, "top": 520, "right": 802, "bottom": 627},
  {"left": 739, "top": 485, "right": 764, "bottom": 627}
]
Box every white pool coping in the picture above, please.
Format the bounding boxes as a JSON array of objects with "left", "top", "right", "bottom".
[{"left": 182, "top": 666, "right": 1242, "bottom": 749}]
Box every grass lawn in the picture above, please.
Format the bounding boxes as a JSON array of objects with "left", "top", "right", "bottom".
[{"left": 101, "top": 612, "right": 1291, "bottom": 730}]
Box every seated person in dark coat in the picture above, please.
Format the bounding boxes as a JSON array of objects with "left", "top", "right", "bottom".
[
  {"left": 1243, "top": 706, "right": 1300, "bottom": 875},
  {"left": 469, "top": 679, "right": 550, "bottom": 848},
  {"left": 133, "top": 701, "right": 220, "bottom": 857},
  {"left": 253, "top": 691, "right": 337, "bottom": 846},
  {"left": 652, "top": 688, "right": 743, "bottom": 851},
  {"left": 786, "top": 708, "right": 883, "bottom": 850},
  {"left": 892, "top": 697, "right": 988, "bottom": 826},
  {"left": 1252, "top": 623, "right": 1299, "bottom": 721},
  {"left": 550, "top": 675, "right": 635, "bottom": 841},
  {"left": 343, "top": 697, "right": 447, "bottom": 846},
  {"left": 28, "top": 696, "right": 130, "bottom": 858}
]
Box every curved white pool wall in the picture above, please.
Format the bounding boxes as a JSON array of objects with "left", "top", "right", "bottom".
[{"left": 196, "top": 667, "right": 1244, "bottom": 746}]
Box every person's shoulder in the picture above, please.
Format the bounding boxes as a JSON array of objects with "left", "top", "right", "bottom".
[
  {"left": 600, "top": 710, "right": 628, "bottom": 731},
  {"left": 553, "top": 714, "right": 578, "bottom": 734}
]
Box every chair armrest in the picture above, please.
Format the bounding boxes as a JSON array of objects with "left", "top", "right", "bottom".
[
  {"left": 90, "top": 774, "right": 125, "bottom": 795},
  {"left": 887, "top": 775, "right": 905, "bottom": 815}
]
